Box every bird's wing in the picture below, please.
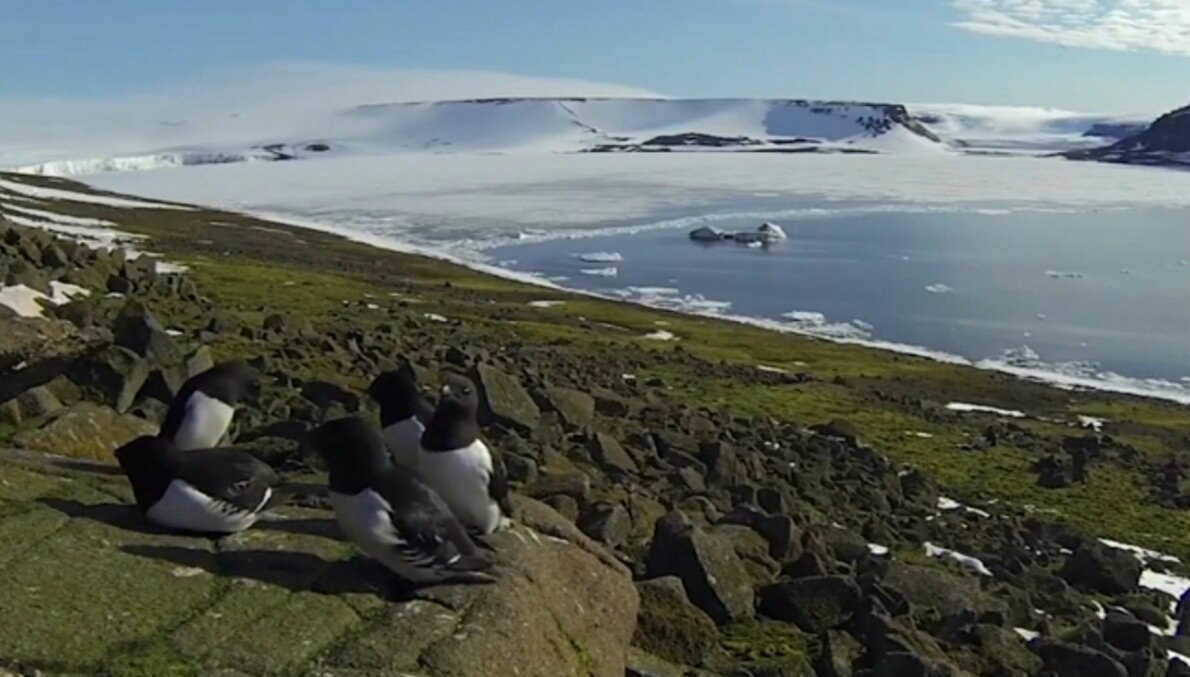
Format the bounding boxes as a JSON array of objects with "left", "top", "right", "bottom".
[
  {"left": 487, "top": 446, "right": 514, "bottom": 519},
  {"left": 374, "top": 471, "right": 492, "bottom": 572},
  {"left": 158, "top": 383, "right": 197, "bottom": 441},
  {"left": 173, "top": 449, "right": 279, "bottom": 513}
]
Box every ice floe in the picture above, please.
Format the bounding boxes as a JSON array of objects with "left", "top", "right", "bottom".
[
  {"left": 574, "top": 251, "right": 623, "bottom": 263},
  {"left": 925, "top": 283, "right": 954, "bottom": 294},
  {"left": 1045, "top": 270, "right": 1085, "bottom": 279},
  {"left": 580, "top": 266, "right": 618, "bottom": 277}
]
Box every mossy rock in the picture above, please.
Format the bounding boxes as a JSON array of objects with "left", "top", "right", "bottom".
[
  {"left": 714, "top": 621, "right": 813, "bottom": 675},
  {"left": 633, "top": 576, "right": 719, "bottom": 666}
]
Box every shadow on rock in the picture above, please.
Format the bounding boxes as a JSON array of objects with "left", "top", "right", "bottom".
[
  {"left": 256, "top": 515, "right": 343, "bottom": 541},
  {"left": 120, "top": 544, "right": 391, "bottom": 597},
  {"left": 38, "top": 497, "right": 174, "bottom": 536}
]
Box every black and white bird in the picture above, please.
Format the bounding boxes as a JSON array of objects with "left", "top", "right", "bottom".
[
  {"left": 367, "top": 362, "right": 433, "bottom": 472},
  {"left": 115, "top": 435, "right": 279, "bottom": 534},
  {"left": 418, "top": 374, "right": 512, "bottom": 536},
  {"left": 304, "top": 417, "right": 495, "bottom": 585},
  {"left": 160, "top": 360, "right": 258, "bottom": 450}
]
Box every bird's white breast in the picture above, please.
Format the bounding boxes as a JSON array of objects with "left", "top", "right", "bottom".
[
  {"left": 417, "top": 439, "right": 501, "bottom": 534},
  {"left": 381, "top": 417, "right": 424, "bottom": 472},
  {"left": 146, "top": 479, "right": 264, "bottom": 533},
  {"left": 172, "top": 392, "right": 236, "bottom": 450}
]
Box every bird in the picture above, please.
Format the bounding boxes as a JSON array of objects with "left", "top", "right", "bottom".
[
  {"left": 160, "top": 360, "right": 258, "bottom": 450},
  {"left": 303, "top": 417, "right": 495, "bottom": 585},
  {"left": 115, "top": 435, "right": 279, "bottom": 534},
  {"left": 417, "top": 373, "right": 512, "bottom": 536},
  {"left": 366, "top": 362, "right": 433, "bottom": 472}
]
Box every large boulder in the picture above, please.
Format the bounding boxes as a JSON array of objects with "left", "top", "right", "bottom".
[
  {"left": 0, "top": 318, "right": 110, "bottom": 404},
  {"left": 334, "top": 496, "right": 639, "bottom": 676},
  {"left": 1061, "top": 543, "right": 1142, "bottom": 594},
  {"left": 69, "top": 346, "right": 149, "bottom": 414},
  {"left": 1030, "top": 638, "right": 1128, "bottom": 677},
  {"left": 111, "top": 300, "right": 180, "bottom": 365},
  {"left": 590, "top": 432, "right": 639, "bottom": 476},
  {"left": 633, "top": 576, "right": 719, "bottom": 666},
  {"left": 543, "top": 386, "right": 596, "bottom": 427},
  {"left": 474, "top": 363, "right": 540, "bottom": 433},
  {"left": 758, "top": 576, "right": 863, "bottom": 633},
  {"left": 14, "top": 402, "right": 157, "bottom": 461},
  {"left": 644, "top": 511, "right": 755, "bottom": 625}
]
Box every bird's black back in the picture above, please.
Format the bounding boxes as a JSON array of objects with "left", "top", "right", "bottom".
[
  {"left": 160, "top": 361, "right": 257, "bottom": 440},
  {"left": 368, "top": 363, "right": 433, "bottom": 427}
]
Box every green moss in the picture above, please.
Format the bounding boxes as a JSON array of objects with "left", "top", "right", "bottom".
[
  {"left": 717, "top": 621, "right": 812, "bottom": 673},
  {"left": 102, "top": 639, "right": 197, "bottom": 677}
]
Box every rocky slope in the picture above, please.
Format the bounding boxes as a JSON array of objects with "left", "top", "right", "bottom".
[
  {"left": 1066, "top": 103, "right": 1190, "bottom": 167},
  {"left": 1, "top": 172, "right": 1189, "bottom": 676}
]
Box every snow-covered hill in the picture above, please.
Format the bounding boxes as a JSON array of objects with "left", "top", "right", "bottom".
[
  {"left": 1066, "top": 102, "right": 1190, "bottom": 167},
  {"left": 12, "top": 98, "right": 947, "bottom": 176}
]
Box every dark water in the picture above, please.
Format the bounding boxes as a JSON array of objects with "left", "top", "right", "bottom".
[{"left": 488, "top": 207, "right": 1190, "bottom": 383}]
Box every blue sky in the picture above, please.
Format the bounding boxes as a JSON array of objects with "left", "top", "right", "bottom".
[{"left": 1, "top": 0, "right": 1187, "bottom": 113}]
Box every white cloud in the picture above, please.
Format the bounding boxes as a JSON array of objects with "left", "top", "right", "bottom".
[{"left": 951, "top": 0, "right": 1190, "bottom": 55}]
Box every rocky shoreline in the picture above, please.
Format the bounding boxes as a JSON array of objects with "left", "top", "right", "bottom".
[{"left": 1, "top": 171, "right": 1189, "bottom": 676}]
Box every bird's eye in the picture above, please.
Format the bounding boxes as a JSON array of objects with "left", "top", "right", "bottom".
[{"left": 463, "top": 387, "right": 473, "bottom": 395}]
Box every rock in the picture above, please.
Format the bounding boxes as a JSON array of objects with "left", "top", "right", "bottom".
[
  {"left": 544, "top": 386, "right": 596, "bottom": 427},
  {"left": 15, "top": 386, "right": 63, "bottom": 420},
  {"left": 70, "top": 346, "right": 149, "bottom": 414},
  {"left": 1102, "top": 612, "right": 1152, "bottom": 652},
  {"left": 40, "top": 243, "right": 68, "bottom": 269},
  {"left": 112, "top": 300, "right": 180, "bottom": 364},
  {"left": 817, "top": 629, "right": 863, "bottom": 677},
  {"left": 884, "top": 562, "right": 985, "bottom": 628},
  {"left": 0, "top": 399, "right": 20, "bottom": 425},
  {"left": 14, "top": 402, "right": 157, "bottom": 460},
  {"left": 185, "top": 346, "right": 215, "bottom": 377},
  {"left": 966, "top": 624, "right": 1043, "bottom": 676},
  {"left": 721, "top": 506, "right": 802, "bottom": 561},
  {"left": 590, "top": 432, "right": 639, "bottom": 475},
  {"left": 405, "top": 496, "right": 638, "bottom": 676},
  {"left": 504, "top": 453, "right": 539, "bottom": 484},
  {"left": 579, "top": 503, "right": 632, "bottom": 548},
  {"left": 645, "top": 511, "right": 755, "bottom": 625},
  {"left": 300, "top": 380, "right": 360, "bottom": 413},
  {"left": 591, "top": 387, "right": 632, "bottom": 417},
  {"left": 900, "top": 469, "right": 939, "bottom": 508},
  {"left": 1170, "top": 656, "right": 1190, "bottom": 677},
  {"left": 823, "top": 526, "right": 871, "bottom": 564},
  {"left": 814, "top": 418, "right": 862, "bottom": 445},
  {"left": 1031, "top": 638, "right": 1128, "bottom": 677},
  {"left": 1061, "top": 543, "right": 1142, "bottom": 594},
  {"left": 543, "top": 494, "right": 580, "bottom": 522},
  {"left": 474, "top": 363, "right": 540, "bottom": 433},
  {"left": 526, "top": 471, "right": 592, "bottom": 502},
  {"left": 0, "top": 318, "right": 110, "bottom": 404},
  {"left": 106, "top": 274, "right": 134, "bottom": 295},
  {"left": 758, "top": 576, "right": 863, "bottom": 633},
  {"left": 713, "top": 524, "right": 780, "bottom": 585},
  {"left": 633, "top": 576, "right": 719, "bottom": 666}
]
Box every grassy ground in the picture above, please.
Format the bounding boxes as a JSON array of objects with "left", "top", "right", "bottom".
[{"left": 4, "top": 170, "right": 1190, "bottom": 563}]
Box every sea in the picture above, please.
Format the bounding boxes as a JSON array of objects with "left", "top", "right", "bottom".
[{"left": 486, "top": 206, "right": 1190, "bottom": 392}]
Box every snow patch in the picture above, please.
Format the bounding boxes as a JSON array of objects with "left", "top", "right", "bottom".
[
  {"left": 528, "top": 300, "right": 565, "bottom": 308},
  {"left": 0, "top": 177, "right": 190, "bottom": 210},
  {"left": 925, "top": 542, "right": 994, "bottom": 577},
  {"left": 0, "top": 281, "right": 89, "bottom": 318},
  {"left": 423, "top": 313, "right": 448, "bottom": 323},
  {"left": 946, "top": 402, "right": 1026, "bottom": 418},
  {"left": 641, "top": 329, "right": 678, "bottom": 341}
]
